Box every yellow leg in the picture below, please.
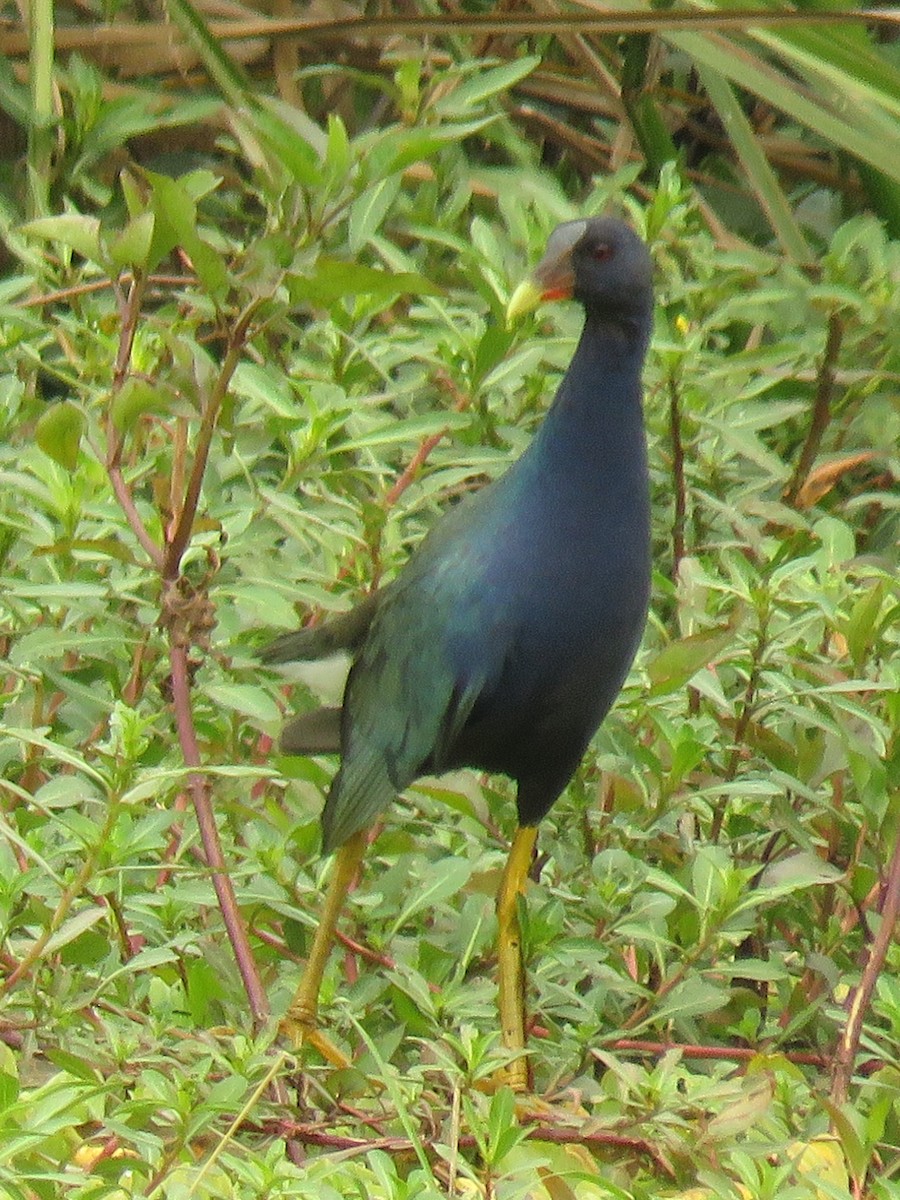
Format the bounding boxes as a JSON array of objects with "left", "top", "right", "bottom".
[
  {"left": 281, "top": 830, "right": 367, "bottom": 1068},
  {"left": 495, "top": 824, "right": 538, "bottom": 1093}
]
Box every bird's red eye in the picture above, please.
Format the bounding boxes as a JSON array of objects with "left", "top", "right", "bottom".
[{"left": 593, "top": 243, "right": 613, "bottom": 262}]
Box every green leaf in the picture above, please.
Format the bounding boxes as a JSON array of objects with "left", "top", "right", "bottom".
[
  {"left": 387, "top": 857, "right": 472, "bottom": 938},
  {"left": 251, "top": 103, "right": 324, "bottom": 188},
  {"left": 696, "top": 63, "right": 811, "bottom": 263},
  {"left": 845, "top": 582, "right": 887, "bottom": 669},
  {"left": 333, "top": 412, "right": 468, "bottom": 453},
  {"left": 323, "top": 113, "right": 352, "bottom": 190},
  {"left": 437, "top": 56, "right": 540, "bottom": 113},
  {"left": 45, "top": 908, "right": 107, "bottom": 955},
  {"left": 669, "top": 29, "right": 900, "bottom": 187},
  {"left": 142, "top": 169, "right": 227, "bottom": 294},
  {"left": 755, "top": 851, "right": 843, "bottom": 898},
  {"left": 22, "top": 214, "right": 102, "bottom": 263},
  {"left": 646, "top": 623, "right": 737, "bottom": 696},
  {"left": 111, "top": 378, "right": 174, "bottom": 432},
  {"left": 288, "top": 257, "right": 441, "bottom": 309},
  {"left": 162, "top": 0, "right": 249, "bottom": 108},
  {"left": 205, "top": 682, "right": 282, "bottom": 725},
  {"left": 34, "top": 402, "right": 85, "bottom": 471},
  {"left": 348, "top": 175, "right": 402, "bottom": 252},
  {"left": 106, "top": 211, "right": 155, "bottom": 271}
]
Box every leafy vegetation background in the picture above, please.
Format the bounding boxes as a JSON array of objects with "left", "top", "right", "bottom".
[{"left": 0, "top": 4, "right": 898, "bottom": 1198}]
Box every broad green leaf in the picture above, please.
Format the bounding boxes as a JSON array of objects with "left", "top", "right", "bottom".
[
  {"left": 647, "top": 623, "right": 737, "bottom": 696},
  {"left": 288, "top": 257, "right": 441, "bottom": 309},
  {"left": 251, "top": 103, "right": 324, "bottom": 187},
  {"left": 436, "top": 56, "right": 541, "bottom": 113},
  {"left": 45, "top": 908, "right": 107, "bottom": 955},
  {"left": 205, "top": 682, "right": 282, "bottom": 725},
  {"left": 348, "top": 175, "right": 402, "bottom": 252},
  {"left": 34, "top": 402, "right": 85, "bottom": 471},
  {"left": 387, "top": 857, "right": 472, "bottom": 937},
  {"left": 105, "top": 211, "right": 155, "bottom": 271},
  {"left": 142, "top": 169, "right": 227, "bottom": 294},
  {"left": 334, "top": 411, "right": 469, "bottom": 453},
  {"left": 22, "top": 214, "right": 102, "bottom": 263},
  {"left": 706, "top": 1073, "right": 775, "bottom": 1140},
  {"left": 788, "top": 1136, "right": 851, "bottom": 1199},
  {"left": 755, "top": 851, "right": 843, "bottom": 898},
  {"left": 111, "top": 377, "right": 174, "bottom": 431}
]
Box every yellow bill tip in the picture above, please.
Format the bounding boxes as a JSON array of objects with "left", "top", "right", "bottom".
[{"left": 505, "top": 278, "right": 544, "bottom": 328}]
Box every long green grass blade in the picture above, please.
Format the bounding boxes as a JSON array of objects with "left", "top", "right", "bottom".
[
  {"left": 695, "top": 63, "right": 811, "bottom": 262},
  {"left": 668, "top": 30, "right": 900, "bottom": 185},
  {"left": 162, "top": 0, "right": 251, "bottom": 110}
]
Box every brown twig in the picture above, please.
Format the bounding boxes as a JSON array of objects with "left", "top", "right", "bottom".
[
  {"left": 606, "top": 1038, "right": 829, "bottom": 1069},
  {"left": 783, "top": 310, "right": 844, "bottom": 506},
  {"left": 831, "top": 833, "right": 900, "bottom": 1105},
  {"left": 1, "top": 9, "right": 897, "bottom": 59},
  {"left": 18, "top": 273, "right": 196, "bottom": 308},
  {"left": 247, "top": 1119, "right": 673, "bottom": 1175},
  {"left": 168, "top": 645, "right": 268, "bottom": 1026},
  {"left": 163, "top": 302, "right": 262, "bottom": 580}
]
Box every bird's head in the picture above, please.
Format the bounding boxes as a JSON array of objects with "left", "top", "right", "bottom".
[{"left": 507, "top": 217, "right": 653, "bottom": 327}]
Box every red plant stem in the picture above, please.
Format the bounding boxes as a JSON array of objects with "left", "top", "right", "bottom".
[
  {"left": 163, "top": 303, "right": 259, "bottom": 580},
  {"left": 250, "top": 1120, "right": 673, "bottom": 1175},
  {"left": 608, "top": 1038, "right": 828, "bottom": 1068},
  {"left": 169, "top": 644, "right": 269, "bottom": 1026},
  {"left": 106, "top": 465, "right": 164, "bottom": 569},
  {"left": 831, "top": 831, "right": 900, "bottom": 1104}
]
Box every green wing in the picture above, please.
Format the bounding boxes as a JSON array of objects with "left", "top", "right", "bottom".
[
  {"left": 319, "top": 565, "right": 503, "bottom": 854},
  {"left": 321, "top": 588, "right": 489, "bottom": 854}
]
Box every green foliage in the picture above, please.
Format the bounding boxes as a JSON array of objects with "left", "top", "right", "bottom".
[{"left": 0, "top": 31, "right": 898, "bottom": 1200}]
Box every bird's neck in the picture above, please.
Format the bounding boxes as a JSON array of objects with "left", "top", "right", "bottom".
[{"left": 529, "top": 312, "right": 651, "bottom": 466}]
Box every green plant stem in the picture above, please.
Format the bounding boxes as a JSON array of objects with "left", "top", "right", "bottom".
[
  {"left": 710, "top": 605, "right": 768, "bottom": 843},
  {"left": 26, "top": 0, "right": 54, "bottom": 220},
  {"left": 0, "top": 795, "right": 120, "bottom": 996},
  {"left": 668, "top": 372, "right": 686, "bottom": 578}
]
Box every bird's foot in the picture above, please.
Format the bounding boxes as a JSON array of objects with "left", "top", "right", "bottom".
[
  {"left": 280, "top": 1012, "right": 352, "bottom": 1070},
  {"left": 477, "top": 1050, "right": 531, "bottom": 1097}
]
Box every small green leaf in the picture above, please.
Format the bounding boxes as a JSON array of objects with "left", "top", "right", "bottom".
[
  {"left": 35, "top": 402, "right": 85, "bottom": 471},
  {"left": 205, "top": 682, "right": 282, "bottom": 725},
  {"left": 111, "top": 378, "right": 173, "bottom": 432},
  {"left": 437, "top": 56, "right": 541, "bottom": 113},
  {"left": 106, "top": 211, "right": 155, "bottom": 271},
  {"left": 323, "top": 113, "right": 352, "bottom": 189},
  {"left": 288, "top": 257, "right": 441, "bottom": 310},
  {"left": 647, "top": 623, "right": 737, "bottom": 696},
  {"left": 22, "top": 214, "right": 102, "bottom": 264},
  {"left": 348, "top": 175, "right": 402, "bottom": 252},
  {"left": 119, "top": 168, "right": 147, "bottom": 218}
]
